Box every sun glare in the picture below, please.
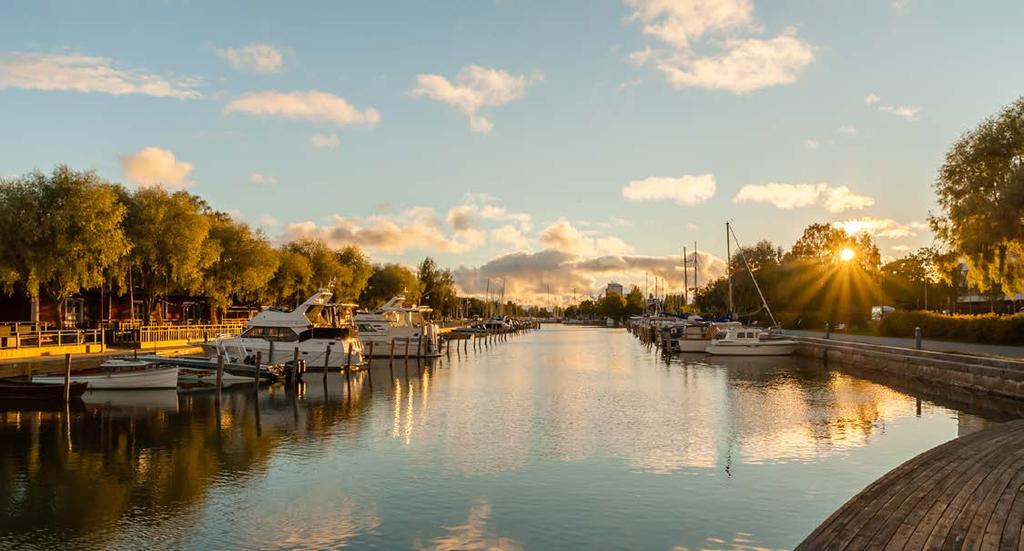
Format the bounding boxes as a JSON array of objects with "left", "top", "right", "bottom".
[{"left": 839, "top": 248, "right": 856, "bottom": 262}]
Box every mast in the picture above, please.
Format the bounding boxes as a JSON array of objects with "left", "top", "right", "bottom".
[
  {"left": 726, "top": 222, "right": 734, "bottom": 315},
  {"left": 694, "top": 241, "right": 699, "bottom": 294},
  {"left": 683, "top": 245, "right": 688, "bottom": 305}
]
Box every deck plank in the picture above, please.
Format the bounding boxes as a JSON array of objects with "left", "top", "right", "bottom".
[{"left": 797, "top": 420, "right": 1024, "bottom": 551}]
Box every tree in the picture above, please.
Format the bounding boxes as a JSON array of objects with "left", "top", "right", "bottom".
[
  {"left": 0, "top": 166, "right": 129, "bottom": 326},
  {"left": 932, "top": 96, "right": 1024, "bottom": 293},
  {"left": 360, "top": 264, "right": 422, "bottom": 308},
  {"left": 624, "top": 285, "right": 645, "bottom": 316},
  {"left": 267, "top": 249, "right": 313, "bottom": 307},
  {"left": 202, "top": 214, "right": 279, "bottom": 318},
  {"left": 335, "top": 246, "right": 373, "bottom": 303},
  {"left": 417, "top": 257, "right": 458, "bottom": 318},
  {"left": 123, "top": 188, "right": 216, "bottom": 322}
]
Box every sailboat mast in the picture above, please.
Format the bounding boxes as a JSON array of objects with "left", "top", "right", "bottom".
[
  {"left": 726, "top": 222, "right": 734, "bottom": 314},
  {"left": 694, "top": 241, "right": 699, "bottom": 293},
  {"left": 682, "top": 245, "right": 688, "bottom": 305}
]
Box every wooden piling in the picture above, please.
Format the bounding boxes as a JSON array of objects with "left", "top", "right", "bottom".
[
  {"left": 404, "top": 337, "right": 411, "bottom": 358},
  {"left": 63, "top": 353, "right": 72, "bottom": 403},
  {"left": 416, "top": 335, "right": 423, "bottom": 357},
  {"left": 216, "top": 354, "right": 224, "bottom": 402},
  {"left": 269, "top": 341, "right": 275, "bottom": 366},
  {"left": 345, "top": 342, "right": 353, "bottom": 382},
  {"left": 255, "top": 351, "right": 262, "bottom": 384},
  {"left": 323, "top": 345, "right": 331, "bottom": 381},
  {"left": 389, "top": 338, "right": 396, "bottom": 365}
]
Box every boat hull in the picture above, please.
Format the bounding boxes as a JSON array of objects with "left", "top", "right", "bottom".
[
  {"left": 704, "top": 341, "right": 797, "bottom": 356},
  {"left": 0, "top": 380, "right": 88, "bottom": 401},
  {"left": 672, "top": 339, "right": 711, "bottom": 353},
  {"left": 33, "top": 366, "right": 180, "bottom": 390}
]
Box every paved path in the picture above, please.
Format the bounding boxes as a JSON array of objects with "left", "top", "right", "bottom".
[
  {"left": 784, "top": 329, "right": 1024, "bottom": 359},
  {"left": 798, "top": 419, "right": 1024, "bottom": 550}
]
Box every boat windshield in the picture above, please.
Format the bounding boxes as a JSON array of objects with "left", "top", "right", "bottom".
[
  {"left": 241, "top": 326, "right": 299, "bottom": 342},
  {"left": 298, "top": 327, "right": 353, "bottom": 341}
]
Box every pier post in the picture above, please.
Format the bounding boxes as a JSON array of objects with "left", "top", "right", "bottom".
[
  {"left": 323, "top": 345, "right": 331, "bottom": 382},
  {"left": 825, "top": 322, "right": 831, "bottom": 339},
  {"left": 404, "top": 337, "right": 411, "bottom": 358},
  {"left": 63, "top": 353, "right": 71, "bottom": 403},
  {"left": 915, "top": 326, "right": 922, "bottom": 350},
  {"left": 389, "top": 338, "right": 396, "bottom": 365},
  {"left": 269, "top": 341, "right": 275, "bottom": 366},
  {"left": 345, "top": 342, "right": 353, "bottom": 382},
  {"left": 416, "top": 335, "right": 423, "bottom": 357},
  {"left": 216, "top": 354, "right": 224, "bottom": 401},
  {"left": 368, "top": 341, "right": 374, "bottom": 361},
  {"left": 255, "top": 351, "right": 262, "bottom": 384}
]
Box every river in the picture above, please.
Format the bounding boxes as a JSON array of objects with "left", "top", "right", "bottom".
[{"left": 1, "top": 325, "right": 1020, "bottom": 550}]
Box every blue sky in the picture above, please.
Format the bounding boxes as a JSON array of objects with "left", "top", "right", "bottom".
[{"left": 2, "top": 1, "right": 1023, "bottom": 302}]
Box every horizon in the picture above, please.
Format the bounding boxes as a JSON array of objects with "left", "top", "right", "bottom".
[{"left": 3, "top": 0, "right": 1023, "bottom": 303}]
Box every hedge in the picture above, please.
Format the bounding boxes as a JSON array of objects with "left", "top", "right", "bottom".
[{"left": 879, "top": 310, "right": 1024, "bottom": 345}]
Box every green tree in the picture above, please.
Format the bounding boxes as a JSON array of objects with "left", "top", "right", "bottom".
[
  {"left": 202, "top": 214, "right": 279, "bottom": 318},
  {"left": 417, "top": 257, "right": 458, "bottom": 317},
  {"left": 123, "top": 188, "right": 216, "bottom": 322},
  {"left": 624, "top": 285, "right": 645, "bottom": 316},
  {"left": 335, "top": 245, "right": 372, "bottom": 303},
  {"left": 0, "top": 166, "right": 130, "bottom": 326},
  {"left": 932, "top": 96, "right": 1024, "bottom": 293},
  {"left": 360, "top": 264, "right": 422, "bottom": 308}
]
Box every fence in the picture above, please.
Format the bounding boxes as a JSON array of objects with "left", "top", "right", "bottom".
[
  {"left": 110, "top": 323, "right": 246, "bottom": 345},
  {"left": 0, "top": 322, "right": 103, "bottom": 350}
]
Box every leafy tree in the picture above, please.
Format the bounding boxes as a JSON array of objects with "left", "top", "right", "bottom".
[
  {"left": 787, "top": 223, "right": 880, "bottom": 271},
  {"left": 0, "top": 166, "right": 129, "bottom": 326},
  {"left": 597, "top": 293, "right": 627, "bottom": 320},
  {"left": 335, "top": 245, "right": 372, "bottom": 303},
  {"left": 267, "top": 249, "right": 313, "bottom": 307},
  {"left": 360, "top": 263, "right": 422, "bottom": 308},
  {"left": 123, "top": 188, "right": 216, "bottom": 322},
  {"left": 932, "top": 96, "right": 1024, "bottom": 293},
  {"left": 202, "top": 214, "right": 279, "bottom": 318},
  {"left": 625, "top": 285, "right": 645, "bottom": 316},
  {"left": 417, "top": 257, "right": 458, "bottom": 317}
]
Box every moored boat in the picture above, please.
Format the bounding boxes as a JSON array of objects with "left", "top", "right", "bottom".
[
  {"left": 32, "top": 361, "right": 179, "bottom": 389},
  {"left": 0, "top": 379, "right": 88, "bottom": 401},
  {"left": 354, "top": 295, "right": 441, "bottom": 357},
  {"left": 704, "top": 327, "right": 797, "bottom": 356}
]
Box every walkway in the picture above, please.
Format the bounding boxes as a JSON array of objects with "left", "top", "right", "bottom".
[
  {"left": 798, "top": 419, "right": 1024, "bottom": 550},
  {"left": 784, "top": 329, "right": 1024, "bottom": 359}
]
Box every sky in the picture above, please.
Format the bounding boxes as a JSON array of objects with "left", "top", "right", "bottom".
[{"left": 2, "top": 0, "right": 1023, "bottom": 305}]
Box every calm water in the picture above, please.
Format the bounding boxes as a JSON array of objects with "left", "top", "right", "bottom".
[{"left": 1, "top": 326, "right": 1020, "bottom": 550}]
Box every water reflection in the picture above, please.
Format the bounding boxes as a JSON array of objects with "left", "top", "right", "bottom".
[{"left": 0, "top": 326, "right": 1020, "bottom": 549}]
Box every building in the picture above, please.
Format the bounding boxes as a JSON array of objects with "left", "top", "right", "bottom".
[{"left": 606, "top": 282, "right": 624, "bottom": 297}]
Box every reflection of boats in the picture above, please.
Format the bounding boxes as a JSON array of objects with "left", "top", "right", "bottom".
[
  {"left": 0, "top": 379, "right": 88, "bottom": 401},
  {"left": 200, "top": 289, "right": 364, "bottom": 368},
  {"left": 353, "top": 296, "right": 441, "bottom": 357},
  {"left": 82, "top": 389, "right": 179, "bottom": 410},
  {"left": 32, "top": 361, "right": 179, "bottom": 389},
  {"left": 704, "top": 327, "right": 797, "bottom": 356}
]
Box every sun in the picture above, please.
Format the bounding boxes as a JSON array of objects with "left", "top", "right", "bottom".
[{"left": 839, "top": 247, "right": 856, "bottom": 262}]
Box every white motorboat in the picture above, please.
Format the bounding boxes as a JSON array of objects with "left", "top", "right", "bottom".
[
  {"left": 200, "top": 289, "right": 365, "bottom": 368},
  {"left": 354, "top": 296, "right": 441, "bottom": 357},
  {"left": 665, "top": 321, "right": 742, "bottom": 352},
  {"left": 704, "top": 327, "right": 797, "bottom": 356},
  {"left": 33, "top": 360, "right": 179, "bottom": 389}
]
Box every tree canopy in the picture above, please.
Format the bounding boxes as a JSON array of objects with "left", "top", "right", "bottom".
[{"left": 360, "top": 263, "right": 422, "bottom": 308}]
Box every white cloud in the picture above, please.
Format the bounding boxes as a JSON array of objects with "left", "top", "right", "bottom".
[
  {"left": 446, "top": 194, "right": 533, "bottom": 232},
  {"left": 625, "top": 1, "right": 814, "bottom": 94},
  {"left": 864, "top": 93, "right": 881, "bottom": 105},
  {"left": 879, "top": 104, "right": 921, "bottom": 121},
  {"left": 225, "top": 90, "right": 380, "bottom": 127},
  {"left": 891, "top": 244, "right": 912, "bottom": 252},
  {"left": 734, "top": 182, "right": 874, "bottom": 213},
  {"left": 411, "top": 65, "right": 541, "bottom": 133},
  {"left": 490, "top": 225, "right": 530, "bottom": 250},
  {"left": 280, "top": 207, "right": 483, "bottom": 254},
  {"left": 803, "top": 139, "right": 820, "bottom": 150},
  {"left": 259, "top": 215, "right": 280, "bottom": 227},
  {"left": 216, "top": 43, "right": 283, "bottom": 74},
  {"left": 621, "top": 174, "right": 716, "bottom": 206},
  {"left": 249, "top": 172, "right": 277, "bottom": 186},
  {"left": 120, "top": 147, "right": 193, "bottom": 189},
  {"left": 0, "top": 52, "right": 199, "bottom": 99},
  {"left": 225, "top": 209, "right": 245, "bottom": 222},
  {"left": 837, "top": 125, "right": 857, "bottom": 136},
  {"left": 538, "top": 218, "right": 633, "bottom": 257},
  {"left": 308, "top": 133, "right": 340, "bottom": 150},
  {"left": 833, "top": 217, "right": 929, "bottom": 239}
]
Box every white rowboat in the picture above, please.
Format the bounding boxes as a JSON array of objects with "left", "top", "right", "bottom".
[{"left": 33, "top": 365, "right": 179, "bottom": 390}]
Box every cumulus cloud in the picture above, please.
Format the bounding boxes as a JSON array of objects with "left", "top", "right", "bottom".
[
  {"left": 733, "top": 182, "right": 874, "bottom": 213},
  {"left": 308, "top": 133, "right": 340, "bottom": 150},
  {"left": 249, "top": 172, "right": 276, "bottom": 186},
  {"left": 225, "top": 90, "right": 380, "bottom": 127},
  {"left": 216, "top": 43, "right": 283, "bottom": 74},
  {"left": 120, "top": 147, "right": 193, "bottom": 189},
  {"left": 0, "top": 52, "right": 199, "bottom": 99},
  {"left": 864, "top": 93, "right": 920, "bottom": 121},
  {"left": 446, "top": 194, "right": 533, "bottom": 232},
  {"left": 490, "top": 225, "right": 530, "bottom": 250},
  {"left": 538, "top": 219, "right": 633, "bottom": 257},
  {"left": 621, "top": 174, "right": 716, "bottom": 206},
  {"left": 833, "top": 217, "right": 929, "bottom": 239},
  {"left": 625, "top": 1, "right": 814, "bottom": 93},
  {"left": 411, "top": 65, "right": 541, "bottom": 133},
  {"left": 453, "top": 248, "right": 726, "bottom": 304},
  {"left": 259, "top": 214, "right": 280, "bottom": 227},
  {"left": 280, "top": 207, "right": 484, "bottom": 254}
]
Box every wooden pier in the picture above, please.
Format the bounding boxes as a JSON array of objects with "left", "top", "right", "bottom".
[{"left": 798, "top": 419, "right": 1024, "bottom": 550}]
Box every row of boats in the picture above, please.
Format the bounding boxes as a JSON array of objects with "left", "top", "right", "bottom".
[{"left": 629, "top": 315, "right": 798, "bottom": 356}]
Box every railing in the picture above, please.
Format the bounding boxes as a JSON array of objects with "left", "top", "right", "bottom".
[
  {"left": 0, "top": 325, "right": 102, "bottom": 350},
  {"left": 110, "top": 323, "right": 246, "bottom": 345}
]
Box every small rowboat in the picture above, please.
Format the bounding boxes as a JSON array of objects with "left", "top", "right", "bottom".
[
  {"left": 32, "top": 363, "right": 179, "bottom": 390},
  {"left": 0, "top": 379, "right": 88, "bottom": 401}
]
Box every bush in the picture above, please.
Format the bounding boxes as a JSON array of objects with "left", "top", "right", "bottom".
[{"left": 879, "top": 311, "right": 1024, "bottom": 345}]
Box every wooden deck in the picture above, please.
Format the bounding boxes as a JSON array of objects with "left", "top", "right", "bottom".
[{"left": 798, "top": 419, "right": 1024, "bottom": 550}]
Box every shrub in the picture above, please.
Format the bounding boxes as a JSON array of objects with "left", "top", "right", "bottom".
[{"left": 879, "top": 311, "right": 1024, "bottom": 345}]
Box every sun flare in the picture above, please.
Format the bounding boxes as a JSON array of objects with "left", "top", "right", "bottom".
[{"left": 839, "top": 247, "right": 856, "bottom": 262}]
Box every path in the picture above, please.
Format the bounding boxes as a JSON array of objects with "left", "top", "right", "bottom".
[{"left": 784, "top": 329, "right": 1024, "bottom": 359}]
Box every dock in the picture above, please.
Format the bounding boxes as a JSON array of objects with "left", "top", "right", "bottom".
[{"left": 798, "top": 419, "right": 1024, "bottom": 550}]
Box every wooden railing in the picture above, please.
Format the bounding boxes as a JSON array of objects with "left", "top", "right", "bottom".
[
  {"left": 0, "top": 325, "right": 102, "bottom": 350},
  {"left": 110, "top": 323, "right": 246, "bottom": 345}
]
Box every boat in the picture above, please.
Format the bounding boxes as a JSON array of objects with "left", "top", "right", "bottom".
[
  {"left": 665, "top": 320, "right": 742, "bottom": 352},
  {"left": 353, "top": 295, "right": 441, "bottom": 357},
  {"left": 31, "top": 361, "right": 179, "bottom": 389},
  {"left": 176, "top": 367, "right": 252, "bottom": 385},
  {"left": 704, "top": 327, "right": 797, "bottom": 356},
  {"left": 0, "top": 379, "right": 88, "bottom": 401},
  {"left": 200, "top": 289, "right": 365, "bottom": 368}
]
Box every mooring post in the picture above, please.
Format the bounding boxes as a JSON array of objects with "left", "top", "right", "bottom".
[
  {"left": 63, "top": 353, "right": 72, "bottom": 403},
  {"left": 323, "top": 345, "right": 331, "bottom": 381},
  {"left": 216, "top": 354, "right": 224, "bottom": 400},
  {"left": 825, "top": 322, "right": 831, "bottom": 340},
  {"left": 389, "top": 338, "right": 396, "bottom": 365},
  {"left": 404, "top": 337, "right": 411, "bottom": 358},
  {"left": 255, "top": 351, "right": 262, "bottom": 384},
  {"left": 345, "top": 341, "right": 353, "bottom": 382},
  {"left": 368, "top": 341, "right": 375, "bottom": 361},
  {"left": 269, "top": 340, "right": 275, "bottom": 366},
  {"left": 416, "top": 335, "right": 423, "bottom": 357},
  {"left": 915, "top": 326, "right": 922, "bottom": 350}
]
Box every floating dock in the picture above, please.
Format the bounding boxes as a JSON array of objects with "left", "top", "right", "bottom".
[{"left": 798, "top": 419, "right": 1024, "bottom": 550}]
